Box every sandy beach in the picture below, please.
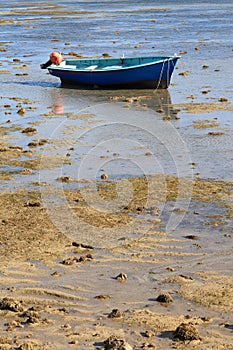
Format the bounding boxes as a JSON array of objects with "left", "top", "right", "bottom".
[{"left": 0, "top": 1, "right": 233, "bottom": 349}]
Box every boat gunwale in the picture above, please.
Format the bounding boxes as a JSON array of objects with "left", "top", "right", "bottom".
[{"left": 48, "top": 55, "right": 180, "bottom": 73}]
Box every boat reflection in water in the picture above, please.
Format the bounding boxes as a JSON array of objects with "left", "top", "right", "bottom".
[{"left": 50, "top": 87, "right": 176, "bottom": 121}]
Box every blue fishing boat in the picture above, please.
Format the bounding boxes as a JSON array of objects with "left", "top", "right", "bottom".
[{"left": 43, "top": 54, "right": 180, "bottom": 89}]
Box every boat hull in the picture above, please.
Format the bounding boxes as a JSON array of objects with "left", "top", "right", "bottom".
[{"left": 48, "top": 56, "right": 179, "bottom": 89}]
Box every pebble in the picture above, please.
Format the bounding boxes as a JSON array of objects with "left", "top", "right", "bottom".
[
  {"left": 101, "top": 173, "right": 108, "bottom": 180},
  {"left": 108, "top": 308, "right": 124, "bottom": 319},
  {"left": 178, "top": 71, "right": 189, "bottom": 76},
  {"left": 94, "top": 295, "right": 111, "bottom": 300},
  {"left": 21, "top": 169, "right": 33, "bottom": 175},
  {"left": 17, "top": 108, "right": 26, "bottom": 115},
  {"left": 219, "top": 97, "right": 228, "bottom": 102},
  {"left": 104, "top": 336, "right": 132, "bottom": 350},
  {"left": 115, "top": 272, "right": 127, "bottom": 282},
  {"left": 173, "top": 322, "right": 200, "bottom": 341},
  {"left": 156, "top": 293, "right": 173, "bottom": 303},
  {"left": 184, "top": 235, "right": 198, "bottom": 240},
  {"left": 179, "top": 274, "right": 194, "bottom": 281},
  {"left": 22, "top": 127, "right": 37, "bottom": 134}
]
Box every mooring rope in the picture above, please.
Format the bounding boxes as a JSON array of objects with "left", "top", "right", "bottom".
[
  {"left": 156, "top": 57, "right": 177, "bottom": 89},
  {"left": 167, "top": 59, "right": 170, "bottom": 87},
  {"left": 155, "top": 59, "right": 166, "bottom": 89}
]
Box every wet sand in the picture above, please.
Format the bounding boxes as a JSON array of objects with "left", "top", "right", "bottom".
[
  {"left": 0, "top": 106, "right": 233, "bottom": 348},
  {"left": 1, "top": 1, "right": 233, "bottom": 349}
]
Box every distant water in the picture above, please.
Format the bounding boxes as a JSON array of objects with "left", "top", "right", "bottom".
[{"left": 1, "top": 1, "right": 233, "bottom": 61}]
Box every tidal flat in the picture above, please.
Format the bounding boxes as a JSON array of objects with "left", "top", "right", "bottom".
[{"left": 0, "top": 1, "right": 233, "bottom": 349}]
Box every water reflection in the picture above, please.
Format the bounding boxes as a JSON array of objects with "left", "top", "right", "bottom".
[{"left": 50, "top": 87, "right": 175, "bottom": 119}]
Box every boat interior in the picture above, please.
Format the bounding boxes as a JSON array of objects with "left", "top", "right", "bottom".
[{"left": 55, "top": 56, "right": 174, "bottom": 71}]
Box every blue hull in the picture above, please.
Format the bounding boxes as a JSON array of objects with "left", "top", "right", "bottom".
[{"left": 48, "top": 56, "right": 179, "bottom": 89}]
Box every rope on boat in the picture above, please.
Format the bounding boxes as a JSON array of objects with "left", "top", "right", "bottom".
[
  {"left": 155, "top": 57, "right": 176, "bottom": 89},
  {"left": 155, "top": 59, "right": 166, "bottom": 89},
  {"left": 167, "top": 59, "right": 170, "bottom": 87}
]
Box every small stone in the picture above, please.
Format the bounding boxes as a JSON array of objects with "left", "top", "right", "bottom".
[
  {"left": 56, "top": 176, "right": 71, "bottom": 182},
  {"left": 201, "top": 316, "right": 211, "bottom": 322},
  {"left": 144, "top": 330, "right": 154, "bottom": 338},
  {"left": 28, "top": 139, "right": 47, "bottom": 147},
  {"left": 62, "top": 254, "right": 93, "bottom": 265},
  {"left": 141, "top": 342, "right": 156, "bottom": 349},
  {"left": 72, "top": 242, "right": 94, "bottom": 250},
  {"left": 104, "top": 335, "right": 132, "bottom": 350},
  {"left": 51, "top": 271, "right": 61, "bottom": 277},
  {"left": 115, "top": 272, "right": 127, "bottom": 282},
  {"left": 166, "top": 267, "right": 175, "bottom": 272},
  {"left": 184, "top": 235, "right": 198, "bottom": 240},
  {"left": 178, "top": 71, "right": 189, "bottom": 76},
  {"left": 145, "top": 152, "right": 152, "bottom": 156},
  {"left": 22, "top": 127, "right": 37, "bottom": 134},
  {"left": 179, "top": 274, "right": 194, "bottom": 281},
  {"left": 84, "top": 253, "right": 93, "bottom": 260},
  {"left": 101, "top": 173, "right": 108, "bottom": 180},
  {"left": 24, "top": 200, "right": 41, "bottom": 207},
  {"left": 224, "top": 233, "right": 233, "bottom": 238},
  {"left": 17, "top": 108, "right": 26, "bottom": 115},
  {"left": 62, "top": 323, "right": 71, "bottom": 330},
  {"left": 94, "top": 295, "right": 111, "bottom": 300},
  {"left": 9, "top": 145, "right": 23, "bottom": 151},
  {"left": 27, "top": 141, "right": 38, "bottom": 147},
  {"left": 173, "top": 322, "right": 200, "bottom": 341},
  {"left": 156, "top": 293, "right": 173, "bottom": 303},
  {"left": 69, "top": 340, "right": 79, "bottom": 345},
  {"left": 21, "top": 169, "right": 33, "bottom": 175},
  {"left": 208, "top": 131, "right": 224, "bottom": 136},
  {"left": 62, "top": 257, "right": 78, "bottom": 265},
  {"left": 108, "top": 308, "right": 124, "bottom": 319}
]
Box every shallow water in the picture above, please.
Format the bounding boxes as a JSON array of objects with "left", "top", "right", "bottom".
[{"left": 1, "top": 0, "right": 233, "bottom": 235}]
